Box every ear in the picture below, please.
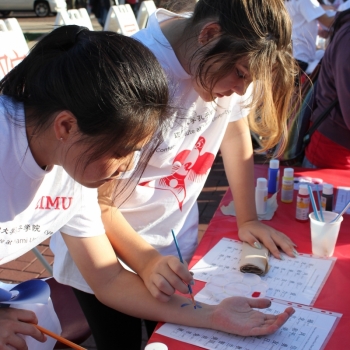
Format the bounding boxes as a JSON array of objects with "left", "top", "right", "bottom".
[
  {"left": 53, "top": 110, "right": 79, "bottom": 142},
  {"left": 198, "top": 22, "right": 222, "bottom": 45}
]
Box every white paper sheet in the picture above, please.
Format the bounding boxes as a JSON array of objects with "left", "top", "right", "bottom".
[
  {"left": 157, "top": 301, "right": 341, "bottom": 350},
  {"left": 190, "top": 238, "right": 335, "bottom": 305}
]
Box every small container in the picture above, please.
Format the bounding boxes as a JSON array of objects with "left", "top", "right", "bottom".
[
  {"left": 309, "top": 211, "right": 343, "bottom": 257},
  {"left": 281, "top": 168, "right": 294, "bottom": 203},
  {"left": 296, "top": 184, "right": 310, "bottom": 222},
  {"left": 145, "top": 343, "right": 168, "bottom": 350},
  {"left": 267, "top": 159, "right": 280, "bottom": 194},
  {"left": 255, "top": 177, "right": 268, "bottom": 215},
  {"left": 321, "top": 184, "right": 334, "bottom": 211}
]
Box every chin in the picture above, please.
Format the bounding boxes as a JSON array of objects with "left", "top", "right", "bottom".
[
  {"left": 78, "top": 181, "right": 102, "bottom": 189},
  {"left": 200, "top": 94, "right": 215, "bottom": 102}
]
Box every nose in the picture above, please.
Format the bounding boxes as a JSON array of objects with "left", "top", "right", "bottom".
[
  {"left": 120, "top": 150, "right": 141, "bottom": 174},
  {"left": 119, "top": 158, "right": 134, "bottom": 173},
  {"left": 232, "top": 81, "right": 249, "bottom": 96}
]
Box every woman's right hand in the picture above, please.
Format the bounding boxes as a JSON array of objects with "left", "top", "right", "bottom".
[{"left": 0, "top": 308, "right": 46, "bottom": 350}]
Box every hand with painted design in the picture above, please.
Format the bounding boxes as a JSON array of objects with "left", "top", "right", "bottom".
[{"left": 211, "top": 296, "right": 295, "bottom": 336}]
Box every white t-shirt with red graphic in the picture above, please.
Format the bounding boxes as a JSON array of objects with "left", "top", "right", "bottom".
[
  {"left": 0, "top": 96, "right": 105, "bottom": 292},
  {"left": 116, "top": 9, "right": 251, "bottom": 262}
]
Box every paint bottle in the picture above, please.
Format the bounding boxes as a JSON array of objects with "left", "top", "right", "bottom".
[
  {"left": 321, "top": 184, "right": 334, "bottom": 211},
  {"left": 295, "top": 184, "right": 310, "bottom": 222},
  {"left": 255, "top": 178, "right": 268, "bottom": 215},
  {"left": 267, "top": 159, "right": 280, "bottom": 194},
  {"left": 281, "top": 168, "right": 294, "bottom": 203}
]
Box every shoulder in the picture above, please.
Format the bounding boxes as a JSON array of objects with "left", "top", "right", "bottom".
[
  {"left": 327, "top": 19, "right": 350, "bottom": 57},
  {"left": 0, "top": 96, "right": 23, "bottom": 136}
]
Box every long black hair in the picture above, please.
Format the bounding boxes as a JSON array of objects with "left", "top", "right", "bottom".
[{"left": 0, "top": 25, "right": 171, "bottom": 192}]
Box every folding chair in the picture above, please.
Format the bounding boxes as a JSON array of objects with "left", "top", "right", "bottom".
[
  {"left": 54, "top": 8, "right": 94, "bottom": 30},
  {"left": 69, "top": 8, "right": 94, "bottom": 30},
  {"left": 54, "top": 10, "right": 73, "bottom": 28},
  {"left": 104, "top": 4, "right": 139, "bottom": 35},
  {"left": 0, "top": 18, "right": 29, "bottom": 80},
  {"left": 137, "top": 0, "right": 156, "bottom": 29}
]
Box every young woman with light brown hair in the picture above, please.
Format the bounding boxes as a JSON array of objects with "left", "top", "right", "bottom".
[{"left": 60, "top": 1, "right": 299, "bottom": 349}]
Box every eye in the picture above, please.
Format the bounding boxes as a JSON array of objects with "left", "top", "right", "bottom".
[{"left": 236, "top": 69, "right": 245, "bottom": 79}]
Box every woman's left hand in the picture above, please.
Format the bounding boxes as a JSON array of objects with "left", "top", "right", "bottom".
[{"left": 238, "top": 220, "right": 297, "bottom": 259}]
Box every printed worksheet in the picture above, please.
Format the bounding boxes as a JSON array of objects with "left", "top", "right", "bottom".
[
  {"left": 157, "top": 301, "right": 341, "bottom": 350},
  {"left": 190, "top": 238, "right": 335, "bottom": 306}
]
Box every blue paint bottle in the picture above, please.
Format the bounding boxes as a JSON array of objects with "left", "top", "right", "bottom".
[{"left": 267, "top": 159, "right": 280, "bottom": 194}]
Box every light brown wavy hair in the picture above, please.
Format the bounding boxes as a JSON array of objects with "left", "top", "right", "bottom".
[{"left": 183, "top": 0, "right": 298, "bottom": 154}]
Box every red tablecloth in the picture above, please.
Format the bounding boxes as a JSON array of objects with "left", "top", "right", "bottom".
[{"left": 149, "top": 165, "right": 350, "bottom": 349}]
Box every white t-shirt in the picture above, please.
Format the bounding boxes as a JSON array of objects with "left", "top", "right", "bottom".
[
  {"left": 115, "top": 9, "right": 251, "bottom": 262},
  {"left": 338, "top": 1, "right": 350, "bottom": 11},
  {"left": 0, "top": 96, "right": 105, "bottom": 292},
  {"left": 285, "top": 0, "right": 326, "bottom": 63}
]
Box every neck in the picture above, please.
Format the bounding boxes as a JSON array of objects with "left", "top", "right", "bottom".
[
  {"left": 25, "top": 124, "right": 56, "bottom": 171},
  {"left": 160, "top": 17, "right": 198, "bottom": 74}
]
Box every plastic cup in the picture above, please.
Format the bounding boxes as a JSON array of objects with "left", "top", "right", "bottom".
[
  {"left": 144, "top": 343, "right": 168, "bottom": 350},
  {"left": 309, "top": 211, "right": 343, "bottom": 257}
]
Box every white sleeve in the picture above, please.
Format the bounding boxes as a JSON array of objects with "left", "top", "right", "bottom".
[
  {"left": 60, "top": 187, "right": 105, "bottom": 237},
  {"left": 300, "top": 0, "right": 326, "bottom": 23}
]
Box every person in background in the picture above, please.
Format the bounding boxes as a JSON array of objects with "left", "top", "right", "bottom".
[
  {"left": 89, "top": 0, "right": 114, "bottom": 27},
  {"left": 126, "top": 0, "right": 140, "bottom": 16},
  {"left": 0, "top": 25, "right": 295, "bottom": 350},
  {"left": 285, "top": 0, "right": 335, "bottom": 74},
  {"left": 67, "top": 0, "right": 298, "bottom": 349},
  {"left": 303, "top": 9, "right": 350, "bottom": 169},
  {"left": 319, "top": 0, "right": 346, "bottom": 10},
  {"left": 74, "top": 0, "right": 88, "bottom": 9}
]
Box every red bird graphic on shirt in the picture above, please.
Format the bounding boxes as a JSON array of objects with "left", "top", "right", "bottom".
[{"left": 140, "top": 136, "right": 215, "bottom": 210}]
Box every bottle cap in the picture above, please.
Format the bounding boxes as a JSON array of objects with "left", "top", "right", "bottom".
[
  {"left": 283, "top": 168, "right": 294, "bottom": 178},
  {"left": 257, "top": 177, "right": 267, "bottom": 189},
  {"left": 298, "top": 184, "right": 309, "bottom": 195},
  {"left": 145, "top": 343, "right": 168, "bottom": 350},
  {"left": 322, "top": 183, "right": 333, "bottom": 195},
  {"left": 269, "top": 159, "right": 279, "bottom": 169}
]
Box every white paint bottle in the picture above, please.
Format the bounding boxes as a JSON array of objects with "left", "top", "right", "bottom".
[{"left": 255, "top": 177, "right": 268, "bottom": 215}]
